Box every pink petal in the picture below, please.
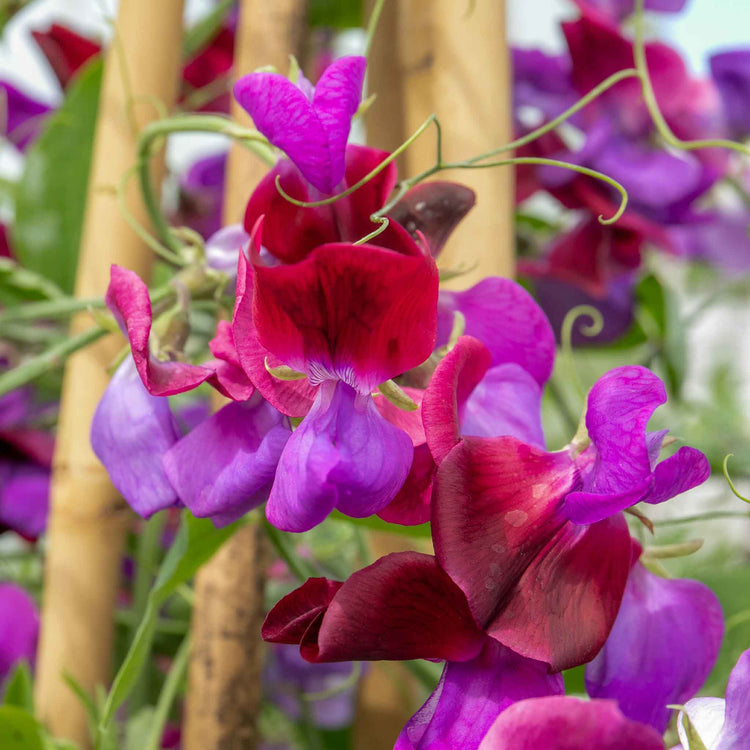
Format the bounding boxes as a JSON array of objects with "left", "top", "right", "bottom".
[{"left": 106, "top": 265, "right": 213, "bottom": 396}]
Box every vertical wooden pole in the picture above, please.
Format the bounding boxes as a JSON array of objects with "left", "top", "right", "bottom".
[
  {"left": 182, "top": 3, "right": 306, "bottom": 749},
  {"left": 357, "top": 1, "right": 515, "bottom": 747},
  {"left": 34, "top": 2, "right": 185, "bottom": 745}
]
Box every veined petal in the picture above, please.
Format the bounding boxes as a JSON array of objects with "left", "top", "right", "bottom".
[
  {"left": 206, "top": 320, "right": 255, "bottom": 401},
  {"left": 396, "top": 639, "right": 563, "bottom": 750},
  {"left": 266, "top": 381, "right": 412, "bottom": 533},
  {"left": 106, "top": 265, "right": 213, "bottom": 396},
  {"left": 311, "top": 56, "right": 367, "bottom": 192},
  {"left": 252, "top": 243, "right": 438, "bottom": 392},
  {"left": 264, "top": 552, "right": 485, "bottom": 663},
  {"left": 645, "top": 446, "right": 711, "bottom": 505},
  {"left": 438, "top": 277, "right": 556, "bottom": 384},
  {"left": 586, "top": 563, "right": 724, "bottom": 733},
  {"left": 91, "top": 359, "right": 180, "bottom": 518},
  {"left": 479, "top": 697, "right": 665, "bottom": 750},
  {"left": 163, "top": 395, "right": 290, "bottom": 527}
]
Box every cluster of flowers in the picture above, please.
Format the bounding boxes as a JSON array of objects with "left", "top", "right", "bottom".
[
  {"left": 513, "top": 0, "right": 750, "bottom": 343},
  {"left": 84, "top": 48, "right": 749, "bottom": 748}
]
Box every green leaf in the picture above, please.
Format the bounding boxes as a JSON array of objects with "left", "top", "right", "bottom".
[
  {"left": 99, "top": 512, "right": 245, "bottom": 733},
  {"left": 0, "top": 258, "right": 65, "bottom": 307},
  {"left": 12, "top": 59, "right": 102, "bottom": 294},
  {"left": 124, "top": 708, "right": 156, "bottom": 750},
  {"left": 329, "top": 510, "right": 432, "bottom": 538},
  {"left": 309, "top": 0, "right": 362, "bottom": 28},
  {"left": 679, "top": 710, "right": 708, "bottom": 750},
  {"left": 2, "top": 663, "right": 34, "bottom": 712},
  {"left": 0, "top": 706, "right": 45, "bottom": 750}
]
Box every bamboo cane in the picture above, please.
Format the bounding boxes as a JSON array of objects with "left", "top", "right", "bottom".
[
  {"left": 356, "top": 1, "right": 514, "bottom": 746},
  {"left": 34, "top": 1, "right": 185, "bottom": 745},
  {"left": 181, "top": 2, "right": 307, "bottom": 748}
]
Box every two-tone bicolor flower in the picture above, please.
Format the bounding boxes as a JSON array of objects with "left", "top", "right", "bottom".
[
  {"left": 585, "top": 559, "right": 724, "bottom": 732},
  {"left": 234, "top": 56, "right": 367, "bottom": 194},
  {"left": 0, "top": 81, "right": 52, "bottom": 152},
  {"left": 232, "top": 222, "right": 439, "bottom": 532}
]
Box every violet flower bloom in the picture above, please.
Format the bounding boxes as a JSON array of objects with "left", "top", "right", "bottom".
[
  {"left": 668, "top": 211, "right": 750, "bottom": 274},
  {"left": 0, "top": 389, "right": 53, "bottom": 540},
  {"left": 233, "top": 224, "right": 439, "bottom": 532},
  {"left": 574, "top": 0, "right": 686, "bottom": 24},
  {"left": 677, "top": 649, "right": 750, "bottom": 749},
  {"left": 234, "top": 56, "right": 366, "bottom": 193},
  {"left": 0, "top": 583, "right": 38, "bottom": 681},
  {"left": 174, "top": 152, "right": 227, "bottom": 240},
  {"left": 586, "top": 561, "right": 724, "bottom": 733},
  {"left": 264, "top": 644, "right": 359, "bottom": 729},
  {"left": 478, "top": 696, "right": 665, "bottom": 750},
  {"left": 710, "top": 49, "right": 750, "bottom": 139},
  {"left": 0, "top": 81, "right": 52, "bottom": 151}
]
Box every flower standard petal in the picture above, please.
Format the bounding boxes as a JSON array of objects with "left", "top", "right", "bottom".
[{"left": 585, "top": 562, "right": 724, "bottom": 732}]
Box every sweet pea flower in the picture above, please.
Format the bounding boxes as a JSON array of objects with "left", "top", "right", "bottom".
[
  {"left": 173, "top": 152, "right": 227, "bottom": 240},
  {"left": 0, "top": 389, "right": 53, "bottom": 540},
  {"left": 677, "top": 649, "right": 750, "bottom": 749},
  {"left": 586, "top": 561, "right": 724, "bottom": 732},
  {"left": 0, "top": 81, "right": 52, "bottom": 151},
  {"left": 710, "top": 49, "right": 750, "bottom": 139},
  {"left": 235, "top": 56, "right": 366, "bottom": 194},
  {"left": 233, "top": 222, "right": 439, "bottom": 532},
  {"left": 573, "top": 0, "right": 686, "bottom": 24},
  {"left": 0, "top": 583, "right": 39, "bottom": 681},
  {"left": 31, "top": 23, "right": 100, "bottom": 89}
]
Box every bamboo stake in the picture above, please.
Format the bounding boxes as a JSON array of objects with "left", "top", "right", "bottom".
[
  {"left": 182, "top": 2, "right": 306, "bottom": 748},
  {"left": 356, "top": 2, "right": 515, "bottom": 746},
  {"left": 34, "top": 1, "right": 185, "bottom": 745}
]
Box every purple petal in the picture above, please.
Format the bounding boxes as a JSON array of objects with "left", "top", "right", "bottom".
[
  {"left": 0, "top": 462, "right": 49, "bottom": 540},
  {"left": 0, "top": 583, "right": 39, "bottom": 680},
  {"left": 710, "top": 49, "right": 750, "bottom": 139},
  {"left": 0, "top": 80, "right": 52, "bottom": 151},
  {"left": 396, "top": 639, "right": 563, "bottom": 750},
  {"left": 438, "top": 278, "right": 556, "bottom": 384},
  {"left": 645, "top": 447, "right": 710, "bottom": 505},
  {"left": 163, "top": 395, "right": 290, "bottom": 527},
  {"left": 512, "top": 49, "right": 578, "bottom": 123},
  {"left": 91, "top": 359, "right": 180, "bottom": 518},
  {"left": 205, "top": 223, "right": 249, "bottom": 284},
  {"left": 716, "top": 648, "right": 750, "bottom": 747},
  {"left": 478, "top": 696, "right": 666, "bottom": 750},
  {"left": 668, "top": 212, "right": 750, "bottom": 274},
  {"left": 461, "top": 363, "right": 545, "bottom": 448},
  {"left": 310, "top": 56, "right": 367, "bottom": 192},
  {"left": 586, "top": 562, "right": 724, "bottom": 733},
  {"left": 266, "top": 381, "right": 413, "bottom": 532}
]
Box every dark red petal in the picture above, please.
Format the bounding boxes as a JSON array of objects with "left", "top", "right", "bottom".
[
  {"left": 422, "top": 336, "right": 491, "bottom": 464},
  {"left": 262, "top": 577, "right": 343, "bottom": 644},
  {"left": 252, "top": 244, "right": 439, "bottom": 392},
  {"left": 377, "top": 442, "right": 435, "bottom": 526},
  {"left": 31, "top": 24, "right": 101, "bottom": 89},
  {"left": 389, "top": 181, "right": 476, "bottom": 258},
  {"left": 486, "top": 513, "right": 632, "bottom": 671},
  {"left": 306, "top": 552, "right": 485, "bottom": 663},
  {"left": 433, "top": 437, "right": 576, "bottom": 631},
  {"left": 206, "top": 321, "right": 255, "bottom": 401},
  {"left": 231, "top": 250, "right": 316, "bottom": 416}
]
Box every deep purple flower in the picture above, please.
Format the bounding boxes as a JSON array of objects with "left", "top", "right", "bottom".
[
  {"left": 512, "top": 49, "right": 578, "bottom": 125},
  {"left": 0, "top": 389, "right": 52, "bottom": 541},
  {"left": 0, "top": 81, "right": 52, "bottom": 151},
  {"left": 234, "top": 56, "right": 366, "bottom": 193},
  {"left": 586, "top": 561, "right": 724, "bottom": 732},
  {"left": 264, "top": 644, "right": 359, "bottom": 729},
  {"left": 0, "top": 583, "right": 39, "bottom": 681},
  {"left": 478, "top": 696, "right": 665, "bottom": 749},
  {"left": 678, "top": 648, "right": 750, "bottom": 749},
  {"left": 174, "top": 152, "right": 227, "bottom": 240},
  {"left": 710, "top": 49, "right": 750, "bottom": 139}
]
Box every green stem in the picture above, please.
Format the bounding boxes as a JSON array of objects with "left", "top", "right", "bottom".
[
  {"left": 546, "top": 377, "right": 578, "bottom": 435},
  {"left": 0, "top": 326, "right": 107, "bottom": 398},
  {"left": 137, "top": 116, "right": 273, "bottom": 255},
  {"left": 364, "top": 0, "right": 387, "bottom": 59},
  {"left": 632, "top": 0, "right": 750, "bottom": 157},
  {"left": 653, "top": 510, "right": 750, "bottom": 527},
  {"left": 0, "top": 296, "right": 104, "bottom": 324},
  {"left": 128, "top": 513, "right": 168, "bottom": 715},
  {"left": 144, "top": 636, "right": 191, "bottom": 750},
  {"left": 723, "top": 454, "right": 750, "bottom": 504},
  {"left": 262, "top": 519, "right": 316, "bottom": 582}
]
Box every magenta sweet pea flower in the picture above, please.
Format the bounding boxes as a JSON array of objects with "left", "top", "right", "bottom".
[
  {"left": 478, "top": 696, "right": 665, "bottom": 750},
  {"left": 234, "top": 56, "right": 366, "bottom": 194},
  {"left": 0, "top": 583, "right": 39, "bottom": 681},
  {"left": 586, "top": 561, "right": 724, "bottom": 732},
  {"left": 230, "top": 220, "right": 438, "bottom": 532},
  {"left": 677, "top": 649, "right": 750, "bottom": 749},
  {"left": 0, "top": 81, "right": 52, "bottom": 151}
]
